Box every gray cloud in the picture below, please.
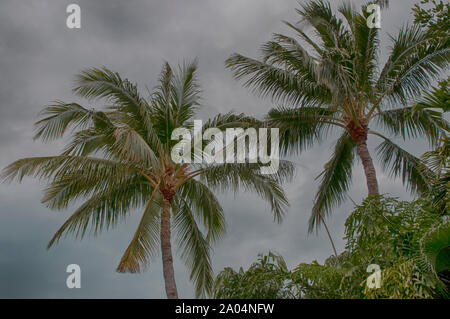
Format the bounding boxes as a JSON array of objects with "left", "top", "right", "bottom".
[{"left": 0, "top": 0, "right": 426, "bottom": 298}]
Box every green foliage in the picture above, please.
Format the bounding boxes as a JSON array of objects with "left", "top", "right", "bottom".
[
  {"left": 214, "top": 196, "right": 449, "bottom": 299},
  {"left": 419, "top": 135, "right": 450, "bottom": 214},
  {"left": 213, "top": 123, "right": 449, "bottom": 299},
  {"left": 213, "top": 252, "right": 292, "bottom": 299},
  {"left": 364, "top": 257, "right": 437, "bottom": 298},
  {"left": 340, "top": 195, "right": 448, "bottom": 298},
  {"left": 310, "top": 132, "right": 355, "bottom": 232},
  {"left": 413, "top": 0, "right": 450, "bottom": 35},
  {"left": 290, "top": 260, "right": 348, "bottom": 299}
]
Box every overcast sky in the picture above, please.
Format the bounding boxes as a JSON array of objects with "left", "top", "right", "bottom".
[{"left": 0, "top": 0, "right": 431, "bottom": 298}]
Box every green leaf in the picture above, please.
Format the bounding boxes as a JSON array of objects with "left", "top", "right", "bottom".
[{"left": 310, "top": 132, "right": 355, "bottom": 232}]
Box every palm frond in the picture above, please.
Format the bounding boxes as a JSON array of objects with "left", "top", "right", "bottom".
[
  {"left": 112, "top": 125, "right": 160, "bottom": 170},
  {"left": 170, "top": 59, "right": 201, "bottom": 127},
  {"left": 226, "top": 53, "right": 327, "bottom": 107},
  {"left": 416, "top": 79, "right": 450, "bottom": 112},
  {"left": 339, "top": 3, "right": 379, "bottom": 97},
  {"left": 201, "top": 112, "right": 262, "bottom": 130},
  {"left": 375, "top": 105, "right": 448, "bottom": 147},
  {"left": 197, "top": 161, "right": 293, "bottom": 222},
  {"left": 34, "top": 101, "right": 106, "bottom": 142},
  {"left": 1, "top": 155, "right": 135, "bottom": 184},
  {"left": 261, "top": 33, "right": 319, "bottom": 86},
  {"left": 73, "top": 67, "right": 158, "bottom": 144},
  {"left": 173, "top": 196, "right": 214, "bottom": 298},
  {"left": 419, "top": 136, "right": 449, "bottom": 213},
  {"left": 41, "top": 164, "right": 141, "bottom": 210},
  {"left": 375, "top": 133, "right": 432, "bottom": 194},
  {"left": 149, "top": 62, "right": 174, "bottom": 145},
  {"left": 309, "top": 131, "right": 355, "bottom": 232},
  {"left": 61, "top": 127, "right": 113, "bottom": 157},
  {"left": 282, "top": 21, "right": 323, "bottom": 57},
  {"left": 296, "top": 2, "right": 356, "bottom": 101},
  {"left": 417, "top": 220, "right": 450, "bottom": 295},
  {"left": 266, "top": 106, "right": 337, "bottom": 155},
  {"left": 47, "top": 180, "right": 151, "bottom": 248},
  {"left": 116, "top": 188, "right": 163, "bottom": 273},
  {"left": 297, "top": 0, "right": 350, "bottom": 50},
  {"left": 376, "top": 25, "right": 450, "bottom": 105},
  {"left": 420, "top": 136, "right": 449, "bottom": 176},
  {"left": 177, "top": 179, "right": 225, "bottom": 243}
]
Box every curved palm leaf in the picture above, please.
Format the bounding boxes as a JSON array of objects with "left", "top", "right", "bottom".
[
  {"left": 375, "top": 105, "right": 449, "bottom": 147},
  {"left": 419, "top": 220, "right": 450, "bottom": 276},
  {"left": 34, "top": 101, "right": 108, "bottom": 142},
  {"left": 226, "top": 54, "right": 328, "bottom": 107},
  {"left": 74, "top": 67, "right": 163, "bottom": 153},
  {"left": 266, "top": 106, "right": 339, "bottom": 155},
  {"left": 177, "top": 179, "right": 225, "bottom": 243},
  {"left": 375, "top": 25, "right": 449, "bottom": 106},
  {"left": 172, "top": 195, "right": 214, "bottom": 298},
  {"left": 310, "top": 132, "right": 355, "bottom": 232},
  {"left": 116, "top": 188, "right": 163, "bottom": 273},
  {"left": 375, "top": 133, "right": 432, "bottom": 194},
  {"left": 47, "top": 179, "right": 151, "bottom": 248},
  {"left": 196, "top": 161, "right": 293, "bottom": 223}
]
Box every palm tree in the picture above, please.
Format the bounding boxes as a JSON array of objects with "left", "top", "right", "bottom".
[
  {"left": 1, "top": 60, "right": 293, "bottom": 298},
  {"left": 225, "top": 0, "right": 449, "bottom": 232}
]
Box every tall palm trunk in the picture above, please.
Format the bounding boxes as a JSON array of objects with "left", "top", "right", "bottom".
[
  {"left": 348, "top": 123, "right": 380, "bottom": 197},
  {"left": 160, "top": 199, "right": 178, "bottom": 299},
  {"left": 355, "top": 140, "right": 379, "bottom": 196}
]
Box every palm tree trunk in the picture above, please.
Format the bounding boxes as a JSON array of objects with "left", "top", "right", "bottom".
[
  {"left": 160, "top": 200, "right": 178, "bottom": 299},
  {"left": 355, "top": 140, "right": 379, "bottom": 196}
]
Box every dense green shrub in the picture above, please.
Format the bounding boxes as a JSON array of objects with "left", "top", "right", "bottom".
[{"left": 214, "top": 196, "right": 449, "bottom": 299}]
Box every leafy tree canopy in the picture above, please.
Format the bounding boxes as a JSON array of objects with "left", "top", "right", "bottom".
[
  {"left": 214, "top": 195, "right": 449, "bottom": 299},
  {"left": 413, "top": 0, "right": 450, "bottom": 35}
]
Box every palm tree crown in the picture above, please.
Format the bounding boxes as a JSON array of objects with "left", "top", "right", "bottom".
[
  {"left": 226, "top": 0, "right": 449, "bottom": 232},
  {"left": 1, "top": 60, "right": 293, "bottom": 298}
]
